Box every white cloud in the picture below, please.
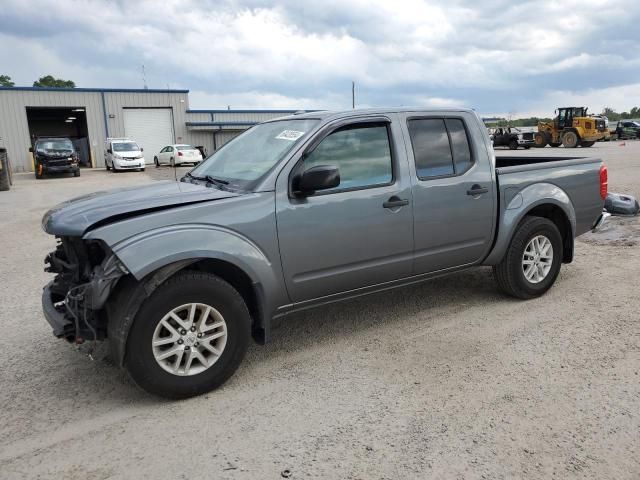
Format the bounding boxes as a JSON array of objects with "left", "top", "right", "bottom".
[{"left": 1, "top": 0, "right": 639, "bottom": 115}]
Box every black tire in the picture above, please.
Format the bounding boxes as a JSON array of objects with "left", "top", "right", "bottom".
[
  {"left": 124, "top": 271, "right": 251, "bottom": 399},
  {"left": 170, "top": 157, "right": 175, "bottom": 168},
  {"left": 581, "top": 141, "right": 595, "bottom": 148},
  {"left": 533, "top": 132, "right": 547, "bottom": 148},
  {"left": 524, "top": 146, "right": 531, "bottom": 150},
  {"left": 154, "top": 157, "right": 159, "bottom": 168},
  {"left": 0, "top": 169, "right": 9, "bottom": 191},
  {"left": 562, "top": 131, "right": 579, "bottom": 148},
  {"left": 73, "top": 169, "right": 80, "bottom": 177},
  {"left": 493, "top": 216, "right": 563, "bottom": 300},
  {"left": 106, "top": 161, "right": 111, "bottom": 171},
  {"left": 509, "top": 139, "right": 519, "bottom": 150}
]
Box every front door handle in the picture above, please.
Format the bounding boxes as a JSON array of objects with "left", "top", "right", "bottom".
[
  {"left": 383, "top": 197, "right": 409, "bottom": 209},
  {"left": 467, "top": 184, "right": 489, "bottom": 196}
]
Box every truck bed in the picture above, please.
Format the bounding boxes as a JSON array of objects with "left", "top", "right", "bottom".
[
  {"left": 495, "top": 156, "right": 603, "bottom": 237},
  {"left": 496, "top": 156, "right": 585, "bottom": 169}
]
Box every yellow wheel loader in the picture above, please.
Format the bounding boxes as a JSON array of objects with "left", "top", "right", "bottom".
[{"left": 533, "top": 107, "right": 608, "bottom": 148}]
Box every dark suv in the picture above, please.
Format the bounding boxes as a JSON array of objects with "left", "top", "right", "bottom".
[
  {"left": 30, "top": 137, "right": 80, "bottom": 179},
  {"left": 615, "top": 121, "right": 640, "bottom": 140}
]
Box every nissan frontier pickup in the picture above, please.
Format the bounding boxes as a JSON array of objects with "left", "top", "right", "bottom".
[{"left": 40, "top": 108, "right": 609, "bottom": 398}]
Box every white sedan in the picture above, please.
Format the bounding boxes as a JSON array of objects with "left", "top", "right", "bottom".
[{"left": 154, "top": 144, "right": 203, "bottom": 167}]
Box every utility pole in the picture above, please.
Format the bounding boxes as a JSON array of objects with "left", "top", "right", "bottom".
[{"left": 352, "top": 81, "right": 355, "bottom": 109}]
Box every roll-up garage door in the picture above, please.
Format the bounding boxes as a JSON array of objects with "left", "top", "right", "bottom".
[{"left": 123, "top": 108, "right": 174, "bottom": 165}]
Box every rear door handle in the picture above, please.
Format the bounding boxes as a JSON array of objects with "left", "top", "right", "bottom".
[
  {"left": 467, "top": 185, "right": 489, "bottom": 196},
  {"left": 383, "top": 197, "right": 409, "bottom": 209}
]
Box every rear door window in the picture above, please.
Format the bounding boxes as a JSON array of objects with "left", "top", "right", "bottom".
[
  {"left": 407, "top": 118, "right": 474, "bottom": 179},
  {"left": 407, "top": 119, "right": 454, "bottom": 178}
]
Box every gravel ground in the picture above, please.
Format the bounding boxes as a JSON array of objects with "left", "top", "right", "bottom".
[{"left": 0, "top": 143, "right": 638, "bottom": 479}]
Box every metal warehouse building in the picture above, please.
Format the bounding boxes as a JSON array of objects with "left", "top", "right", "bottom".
[{"left": 0, "top": 86, "right": 299, "bottom": 172}]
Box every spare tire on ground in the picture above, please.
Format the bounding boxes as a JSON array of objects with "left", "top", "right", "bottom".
[{"left": 604, "top": 192, "right": 640, "bottom": 216}]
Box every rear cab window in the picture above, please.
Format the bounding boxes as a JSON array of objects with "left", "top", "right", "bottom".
[{"left": 407, "top": 117, "right": 474, "bottom": 180}]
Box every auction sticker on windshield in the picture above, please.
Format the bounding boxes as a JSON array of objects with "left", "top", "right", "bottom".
[{"left": 275, "top": 130, "right": 305, "bottom": 141}]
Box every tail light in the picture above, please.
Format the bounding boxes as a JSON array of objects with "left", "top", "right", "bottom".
[
  {"left": 178, "top": 151, "right": 183, "bottom": 156},
  {"left": 599, "top": 165, "right": 608, "bottom": 199}
]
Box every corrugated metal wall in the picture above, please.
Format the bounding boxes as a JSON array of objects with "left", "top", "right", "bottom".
[
  {"left": 0, "top": 89, "right": 195, "bottom": 172},
  {"left": 211, "top": 111, "right": 292, "bottom": 123},
  {"left": 0, "top": 89, "right": 302, "bottom": 172},
  {"left": 0, "top": 90, "right": 104, "bottom": 172}
]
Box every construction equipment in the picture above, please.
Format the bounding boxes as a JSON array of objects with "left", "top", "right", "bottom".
[{"left": 533, "top": 107, "right": 608, "bottom": 148}]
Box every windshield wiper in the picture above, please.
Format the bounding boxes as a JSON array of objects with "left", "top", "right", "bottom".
[
  {"left": 185, "top": 172, "right": 230, "bottom": 188},
  {"left": 204, "top": 175, "right": 229, "bottom": 185}
]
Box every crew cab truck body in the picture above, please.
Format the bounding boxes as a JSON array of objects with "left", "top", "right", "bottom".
[{"left": 41, "top": 108, "right": 608, "bottom": 398}]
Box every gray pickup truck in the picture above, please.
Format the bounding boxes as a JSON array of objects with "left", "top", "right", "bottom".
[{"left": 41, "top": 108, "right": 608, "bottom": 398}]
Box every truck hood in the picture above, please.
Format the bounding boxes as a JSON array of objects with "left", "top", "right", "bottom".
[{"left": 42, "top": 181, "right": 240, "bottom": 236}]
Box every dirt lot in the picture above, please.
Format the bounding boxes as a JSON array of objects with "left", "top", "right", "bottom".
[{"left": 0, "top": 143, "right": 638, "bottom": 479}]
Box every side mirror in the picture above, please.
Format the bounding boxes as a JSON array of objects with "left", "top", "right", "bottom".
[
  {"left": 294, "top": 165, "right": 340, "bottom": 196},
  {"left": 140, "top": 148, "right": 144, "bottom": 152},
  {"left": 107, "top": 148, "right": 112, "bottom": 154},
  {"left": 28, "top": 147, "right": 34, "bottom": 153}
]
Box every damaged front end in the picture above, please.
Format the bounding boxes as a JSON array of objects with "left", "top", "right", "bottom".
[{"left": 42, "top": 237, "right": 127, "bottom": 345}]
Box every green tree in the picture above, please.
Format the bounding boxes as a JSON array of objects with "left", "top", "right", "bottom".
[
  {"left": 0, "top": 74, "right": 14, "bottom": 87},
  {"left": 33, "top": 75, "right": 75, "bottom": 88}
]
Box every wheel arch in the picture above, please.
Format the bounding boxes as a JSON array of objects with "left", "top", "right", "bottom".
[
  {"left": 101, "top": 225, "right": 287, "bottom": 365},
  {"left": 106, "top": 257, "right": 270, "bottom": 368},
  {"left": 483, "top": 183, "right": 576, "bottom": 266}
]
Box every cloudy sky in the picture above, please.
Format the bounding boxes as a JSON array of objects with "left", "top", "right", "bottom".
[{"left": 1, "top": 0, "right": 639, "bottom": 117}]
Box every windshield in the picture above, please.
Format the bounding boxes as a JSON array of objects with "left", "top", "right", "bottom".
[
  {"left": 36, "top": 140, "right": 73, "bottom": 152},
  {"left": 113, "top": 142, "right": 140, "bottom": 152},
  {"left": 191, "top": 119, "right": 319, "bottom": 189}
]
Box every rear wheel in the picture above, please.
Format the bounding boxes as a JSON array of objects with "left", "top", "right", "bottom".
[
  {"left": 509, "top": 139, "right": 519, "bottom": 150},
  {"left": 170, "top": 157, "right": 175, "bottom": 168},
  {"left": 73, "top": 169, "right": 80, "bottom": 177},
  {"left": 493, "top": 216, "right": 563, "bottom": 299},
  {"left": 562, "top": 131, "right": 579, "bottom": 148},
  {"left": 124, "top": 271, "right": 251, "bottom": 399},
  {"left": 580, "top": 141, "right": 595, "bottom": 147},
  {"left": 533, "top": 132, "right": 547, "bottom": 148}
]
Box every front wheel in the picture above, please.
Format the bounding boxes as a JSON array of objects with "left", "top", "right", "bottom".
[
  {"left": 533, "top": 132, "right": 547, "bottom": 148},
  {"left": 154, "top": 157, "right": 159, "bottom": 167},
  {"left": 124, "top": 271, "right": 251, "bottom": 399},
  {"left": 493, "top": 216, "right": 563, "bottom": 299},
  {"left": 509, "top": 139, "right": 519, "bottom": 150},
  {"left": 562, "top": 131, "right": 579, "bottom": 148}
]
